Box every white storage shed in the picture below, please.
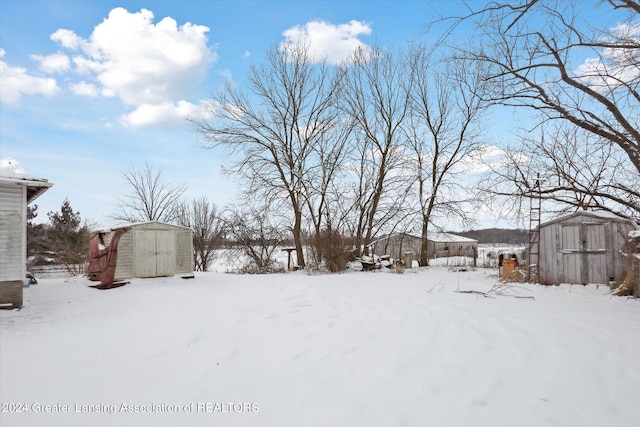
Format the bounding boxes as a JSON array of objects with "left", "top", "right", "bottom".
[
  {"left": 89, "top": 221, "right": 193, "bottom": 281},
  {"left": 0, "top": 159, "right": 53, "bottom": 308}
]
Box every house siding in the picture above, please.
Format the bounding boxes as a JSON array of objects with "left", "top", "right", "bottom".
[{"left": 0, "top": 184, "right": 25, "bottom": 283}]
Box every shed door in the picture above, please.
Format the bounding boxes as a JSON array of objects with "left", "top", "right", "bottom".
[
  {"left": 584, "top": 223, "right": 607, "bottom": 285},
  {"left": 155, "top": 230, "right": 175, "bottom": 276},
  {"left": 560, "top": 225, "right": 582, "bottom": 284},
  {"left": 135, "top": 231, "right": 157, "bottom": 278},
  {"left": 134, "top": 230, "right": 175, "bottom": 278},
  {"left": 560, "top": 223, "right": 608, "bottom": 285}
]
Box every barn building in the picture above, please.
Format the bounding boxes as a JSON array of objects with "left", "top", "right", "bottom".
[
  {"left": 371, "top": 232, "right": 478, "bottom": 264},
  {"left": 531, "top": 211, "right": 638, "bottom": 286},
  {"left": 0, "top": 159, "right": 53, "bottom": 309},
  {"left": 87, "top": 221, "right": 193, "bottom": 285}
]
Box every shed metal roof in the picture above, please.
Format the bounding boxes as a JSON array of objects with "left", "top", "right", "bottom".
[{"left": 538, "top": 210, "right": 638, "bottom": 229}]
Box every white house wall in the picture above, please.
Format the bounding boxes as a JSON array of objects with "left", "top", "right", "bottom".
[{"left": 0, "top": 183, "right": 25, "bottom": 282}]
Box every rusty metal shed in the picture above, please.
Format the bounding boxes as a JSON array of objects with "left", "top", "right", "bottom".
[{"left": 531, "top": 211, "right": 638, "bottom": 286}]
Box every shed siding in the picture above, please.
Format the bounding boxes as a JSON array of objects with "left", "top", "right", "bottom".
[
  {"left": 114, "top": 231, "right": 134, "bottom": 280},
  {"left": 372, "top": 233, "right": 477, "bottom": 262},
  {"left": 103, "top": 221, "right": 193, "bottom": 280},
  {"left": 374, "top": 234, "right": 422, "bottom": 260},
  {"left": 176, "top": 230, "right": 192, "bottom": 273}
]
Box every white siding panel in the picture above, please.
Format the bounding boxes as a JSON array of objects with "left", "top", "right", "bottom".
[
  {"left": 114, "top": 231, "right": 134, "bottom": 281},
  {"left": 0, "top": 184, "right": 23, "bottom": 212},
  {"left": 176, "top": 230, "right": 192, "bottom": 273},
  {"left": 0, "top": 184, "right": 25, "bottom": 282},
  {"left": 0, "top": 212, "right": 23, "bottom": 282}
]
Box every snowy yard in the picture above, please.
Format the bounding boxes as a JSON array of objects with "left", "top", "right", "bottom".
[{"left": 1, "top": 267, "right": 639, "bottom": 427}]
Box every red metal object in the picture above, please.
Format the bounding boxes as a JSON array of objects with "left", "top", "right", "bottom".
[{"left": 86, "top": 227, "right": 130, "bottom": 287}]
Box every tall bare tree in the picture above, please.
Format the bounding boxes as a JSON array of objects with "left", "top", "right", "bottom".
[
  {"left": 339, "top": 46, "right": 414, "bottom": 254},
  {"left": 301, "top": 117, "right": 353, "bottom": 265},
  {"left": 113, "top": 163, "right": 187, "bottom": 224},
  {"left": 176, "top": 196, "right": 226, "bottom": 272},
  {"left": 449, "top": 0, "right": 640, "bottom": 215},
  {"left": 190, "top": 44, "right": 343, "bottom": 268},
  {"left": 406, "top": 49, "right": 490, "bottom": 265}
]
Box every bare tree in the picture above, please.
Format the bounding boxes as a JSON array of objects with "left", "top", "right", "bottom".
[
  {"left": 449, "top": 0, "right": 640, "bottom": 209},
  {"left": 480, "top": 124, "right": 640, "bottom": 220},
  {"left": 339, "top": 46, "right": 414, "bottom": 254},
  {"left": 406, "top": 49, "right": 490, "bottom": 265},
  {"left": 223, "top": 202, "right": 286, "bottom": 273},
  {"left": 190, "top": 44, "right": 343, "bottom": 268},
  {"left": 301, "top": 117, "right": 353, "bottom": 265},
  {"left": 113, "top": 163, "right": 187, "bottom": 224},
  {"left": 176, "top": 196, "right": 226, "bottom": 272}
]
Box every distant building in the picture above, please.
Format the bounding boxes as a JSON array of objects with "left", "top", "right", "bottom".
[
  {"left": 0, "top": 159, "right": 53, "bottom": 309},
  {"left": 370, "top": 232, "right": 478, "bottom": 264},
  {"left": 531, "top": 211, "right": 638, "bottom": 286}
]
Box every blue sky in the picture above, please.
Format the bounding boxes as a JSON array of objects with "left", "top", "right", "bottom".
[
  {"left": 0, "top": 0, "right": 627, "bottom": 229},
  {"left": 2, "top": 0, "right": 457, "bottom": 227}
]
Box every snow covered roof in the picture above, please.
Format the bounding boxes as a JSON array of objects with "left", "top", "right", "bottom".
[
  {"left": 0, "top": 158, "right": 53, "bottom": 203},
  {"left": 426, "top": 231, "right": 478, "bottom": 243},
  {"left": 93, "top": 220, "right": 193, "bottom": 233},
  {"left": 371, "top": 231, "right": 477, "bottom": 245}
]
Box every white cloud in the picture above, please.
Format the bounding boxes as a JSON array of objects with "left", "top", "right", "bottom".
[
  {"left": 281, "top": 20, "right": 372, "bottom": 64},
  {"left": 32, "top": 52, "right": 71, "bottom": 74},
  {"left": 70, "top": 81, "right": 99, "bottom": 97},
  {"left": 0, "top": 48, "right": 60, "bottom": 103},
  {"left": 120, "top": 100, "right": 201, "bottom": 128},
  {"left": 50, "top": 28, "right": 85, "bottom": 50},
  {"left": 50, "top": 7, "right": 216, "bottom": 127},
  {"left": 457, "top": 144, "right": 528, "bottom": 175},
  {"left": 575, "top": 22, "right": 640, "bottom": 91}
]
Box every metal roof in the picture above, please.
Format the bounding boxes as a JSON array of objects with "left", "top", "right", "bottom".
[{"left": 0, "top": 176, "right": 54, "bottom": 204}]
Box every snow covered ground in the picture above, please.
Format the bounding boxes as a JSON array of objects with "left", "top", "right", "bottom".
[{"left": 1, "top": 266, "right": 639, "bottom": 427}]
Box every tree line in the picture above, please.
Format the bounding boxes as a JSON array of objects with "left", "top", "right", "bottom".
[
  {"left": 187, "top": 0, "right": 640, "bottom": 269},
  {"left": 29, "top": 1, "right": 640, "bottom": 275}
]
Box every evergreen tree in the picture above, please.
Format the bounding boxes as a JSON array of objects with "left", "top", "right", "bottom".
[
  {"left": 47, "top": 198, "right": 91, "bottom": 276},
  {"left": 26, "top": 204, "right": 51, "bottom": 267}
]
